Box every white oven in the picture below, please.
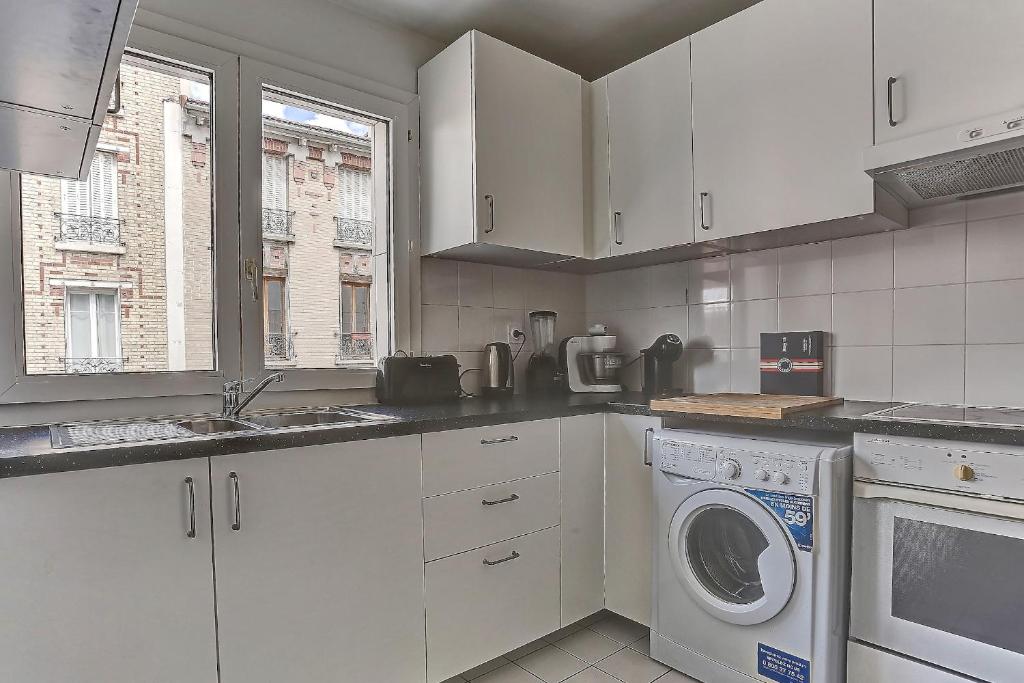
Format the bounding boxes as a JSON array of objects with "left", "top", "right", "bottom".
[{"left": 850, "top": 432, "right": 1024, "bottom": 683}]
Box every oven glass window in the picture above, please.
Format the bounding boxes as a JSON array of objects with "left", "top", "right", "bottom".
[
  {"left": 686, "top": 506, "right": 769, "bottom": 604},
  {"left": 892, "top": 517, "right": 1024, "bottom": 655}
]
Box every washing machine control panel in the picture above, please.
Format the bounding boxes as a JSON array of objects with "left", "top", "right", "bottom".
[{"left": 657, "top": 439, "right": 816, "bottom": 494}]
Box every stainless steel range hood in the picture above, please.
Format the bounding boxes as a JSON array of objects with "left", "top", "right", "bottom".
[{"left": 865, "top": 107, "right": 1024, "bottom": 207}]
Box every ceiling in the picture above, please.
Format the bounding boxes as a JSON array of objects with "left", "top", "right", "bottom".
[{"left": 329, "top": 0, "right": 761, "bottom": 80}]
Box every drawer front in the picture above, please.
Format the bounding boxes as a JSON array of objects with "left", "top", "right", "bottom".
[
  {"left": 422, "top": 419, "right": 559, "bottom": 497},
  {"left": 425, "top": 526, "right": 561, "bottom": 683},
  {"left": 424, "top": 472, "right": 559, "bottom": 561}
]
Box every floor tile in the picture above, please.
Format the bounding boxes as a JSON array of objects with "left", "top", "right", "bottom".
[
  {"left": 442, "top": 677, "right": 468, "bottom": 683},
  {"left": 507, "top": 638, "right": 551, "bottom": 661},
  {"left": 596, "top": 648, "right": 670, "bottom": 683},
  {"left": 465, "top": 657, "right": 512, "bottom": 680},
  {"left": 564, "top": 668, "right": 621, "bottom": 683},
  {"left": 475, "top": 663, "right": 543, "bottom": 683},
  {"left": 588, "top": 614, "right": 649, "bottom": 645},
  {"left": 553, "top": 629, "right": 623, "bottom": 664},
  {"left": 543, "top": 621, "right": 588, "bottom": 643},
  {"left": 654, "top": 670, "right": 703, "bottom": 682},
  {"left": 628, "top": 634, "right": 651, "bottom": 657},
  {"left": 516, "top": 645, "right": 588, "bottom": 683}
]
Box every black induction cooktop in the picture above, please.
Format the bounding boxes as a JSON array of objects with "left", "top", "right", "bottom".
[{"left": 866, "top": 404, "right": 1024, "bottom": 427}]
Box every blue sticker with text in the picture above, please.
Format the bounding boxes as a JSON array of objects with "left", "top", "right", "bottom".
[
  {"left": 758, "top": 643, "right": 810, "bottom": 683},
  {"left": 746, "top": 489, "right": 814, "bottom": 551}
]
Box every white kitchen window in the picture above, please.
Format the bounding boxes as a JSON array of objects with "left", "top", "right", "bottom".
[
  {"left": 64, "top": 289, "right": 122, "bottom": 374},
  {"left": 61, "top": 151, "right": 118, "bottom": 220}
]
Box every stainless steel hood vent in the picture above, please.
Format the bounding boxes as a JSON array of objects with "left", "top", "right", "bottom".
[{"left": 866, "top": 108, "right": 1024, "bottom": 207}]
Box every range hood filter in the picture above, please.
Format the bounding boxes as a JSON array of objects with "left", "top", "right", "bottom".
[{"left": 881, "top": 146, "right": 1024, "bottom": 201}]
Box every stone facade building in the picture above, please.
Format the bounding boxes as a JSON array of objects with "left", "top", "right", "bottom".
[{"left": 20, "top": 58, "right": 374, "bottom": 375}]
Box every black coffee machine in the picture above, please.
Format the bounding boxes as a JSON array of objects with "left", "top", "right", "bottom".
[{"left": 642, "top": 334, "right": 683, "bottom": 396}]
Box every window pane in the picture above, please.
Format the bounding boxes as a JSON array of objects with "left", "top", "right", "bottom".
[
  {"left": 20, "top": 51, "right": 216, "bottom": 375},
  {"left": 261, "top": 87, "right": 383, "bottom": 368}
]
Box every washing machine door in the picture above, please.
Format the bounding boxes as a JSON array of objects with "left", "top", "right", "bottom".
[{"left": 668, "top": 488, "right": 796, "bottom": 626}]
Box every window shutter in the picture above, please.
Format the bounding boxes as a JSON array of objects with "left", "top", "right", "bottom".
[
  {"left": 90, "top": 152, "right": 118, "bottom": 219},
  {"left": 262, "top": 154, "right": 287, "bottom": 211},
  {"left": 337, "top": 168, "right": 371, "bottom": 220}
]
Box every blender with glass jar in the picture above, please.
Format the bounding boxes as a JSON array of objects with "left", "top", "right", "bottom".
[{"left": 525, "top": 311, "right": 562, "bottom": 394}]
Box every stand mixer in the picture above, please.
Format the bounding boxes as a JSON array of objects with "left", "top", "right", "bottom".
[{"left": 563, "top": 325, "right": 626, "bottom": 393}]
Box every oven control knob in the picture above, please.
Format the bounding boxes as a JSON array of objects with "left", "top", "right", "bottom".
[
  {"left": 771, "top": 471, "right": 789, "bottom": 485},
  {"left": 754, "top": 468, "right": 769, "bottom": 482},
  {"left": 954, "top": 464, "right": 976, "bottom": 482},
  {"left": 720, "top": 459, "right": 741, "bottom": 479}
]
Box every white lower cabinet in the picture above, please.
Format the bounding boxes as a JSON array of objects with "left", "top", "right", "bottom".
[
  {"left": 604, "top": 413, "right": 660, "bottom": 627},
  {"left": 0, "top": 459, "right": 218, "bottom": 683},
  {"left": 426, "top": 526, "right": 561, "bottom": 682},
  {"left": 211, "top": 437, "right": 426, "bottom": 683}
]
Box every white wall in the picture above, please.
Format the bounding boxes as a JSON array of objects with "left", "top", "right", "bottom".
[
  {"left": 138, "top": 0, "right": 442, "bottom": 98},
  {"left": 586, "top": 191, "right": 1024, "bottom": 406}
]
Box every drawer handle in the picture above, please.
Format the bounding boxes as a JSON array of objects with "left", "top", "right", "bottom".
[
  {"left": 482, "top": 493, "right": 520, "bottom": 506},
  {"left": 184, "top": 476, "right": 197, "bottom": 539},
  {"left": 482, "top": 550, "right": 520, "bottom": 566},
  {"left": 480, "top": 436, "right": 518, "bottom": 445}
]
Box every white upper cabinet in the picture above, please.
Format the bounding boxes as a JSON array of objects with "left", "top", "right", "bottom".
[
  {"left": 690, "top": 0, "right": 876, "bottom": 240},
  {"left": 875, "top": 0, "right": 1024, "bottom": 143},
  {"left": 606, "top": 38, "right": 694, "bottom": 257},
  {"left": 0, "top": 0, "right": 137, "bottom": 179},
  {"left": 0, "top": 459, "right": 218, "bottom": 683},
  {"left": 212, "top": 438, "right": 426, "bottom": 683},
  {"left": 419, "top": 31, "right": 584, "bottom": 265}
]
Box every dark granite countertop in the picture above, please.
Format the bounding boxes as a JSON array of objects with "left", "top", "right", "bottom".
[{"left": 2, "top": 393, "right": 1024, "bottom": 478}]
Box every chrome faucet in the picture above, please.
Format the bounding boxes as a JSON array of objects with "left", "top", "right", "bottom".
[{"left": 222, "top": 373, "right": 285, "bottom": 417}]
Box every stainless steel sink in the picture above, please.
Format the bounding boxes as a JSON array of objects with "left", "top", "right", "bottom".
[
  {"left": 177, "top": 418, "right": 257, "bottom": 435},
  {"left": 244, "top": 408, "right": 388, "bottom": 430}
]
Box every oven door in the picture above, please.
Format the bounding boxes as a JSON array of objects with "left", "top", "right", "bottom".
[{"left": 851, "top": 481, "right": 1024, "bottom": 682}]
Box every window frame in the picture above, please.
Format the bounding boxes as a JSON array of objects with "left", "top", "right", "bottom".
[
  {"left": 239, "top": 58, "right": 417, "bottom": 392},
  {"left": 64, "top": 288, "right": 123, "bottom": 371},
  {"left": 0, "top": 28, "right": 242, "bottom": 403}
]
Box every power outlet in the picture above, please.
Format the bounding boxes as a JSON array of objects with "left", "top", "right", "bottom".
[{"left": 508, "top": 326, "right": 525, "bottom": 345}]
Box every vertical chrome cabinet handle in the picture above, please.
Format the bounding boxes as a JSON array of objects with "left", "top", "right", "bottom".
[
  {"left": 643, "top": 427, "right": 655, "bottom": 467},
  {"left": 482, "top": 550, "right": 520, "bottom": 566},
  {"left": 480, "top": 435, "right": 518, "bottom": 445},
  {"left": 887, "top": 76, "right": 899, "bottom": 127},
  {"left": 699, "top": 192, "right": 711, "bottom": 231},
  {"left": 613, "top": 211, "right": 623, "bottom": 245},
  {"left": 184, "top": 476, "right": 196, "bottom": 539},
  {"left": 229, "top": 472, "right": 241, "bottom": 532},
  {"left": 484, "top": 194, "right": 495, "bottom": 233},
  {"left": 482, "top": 493, "right": 520, "bottom": 506}
]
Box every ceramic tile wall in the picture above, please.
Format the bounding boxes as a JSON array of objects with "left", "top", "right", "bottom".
[
  {"left": 585, "top": 191, "right": 1024, "bottom": 406},
  {"left": 421, "top": 259, "right": 587, "bottom": 394}
]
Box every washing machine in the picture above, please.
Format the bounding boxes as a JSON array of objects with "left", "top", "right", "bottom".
[{"left": 650, "top": 428, "right": 852, "bottom": 683}]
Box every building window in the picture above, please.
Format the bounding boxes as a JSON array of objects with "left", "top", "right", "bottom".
[
  {"left": 263, "top": 276, "right": 291, "bottom": 361},
  {"left": 339, "top": 280, "right": 372, "bottom": 362},
  {"left": 262, "top": 153, "right": 293, "bottom": 239},
  {"left": 57, "top": 151, "right": 121, "bottom": 246},
  {"left": 64, "top": 289, "right": 122, "bottom": 373}
]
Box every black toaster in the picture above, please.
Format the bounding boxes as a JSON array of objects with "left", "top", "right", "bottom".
[{"left": 375, "top": 354, "right": 461, "bottom": 405}]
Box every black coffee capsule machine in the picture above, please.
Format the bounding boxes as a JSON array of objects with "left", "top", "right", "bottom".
[{"left": 641, "top": 334, "right": 683, "bottom": 396}]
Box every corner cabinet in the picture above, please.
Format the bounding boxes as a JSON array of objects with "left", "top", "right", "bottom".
[
  {"left": 211, "top": 437, "right": 427, "bottom": 683},
  {"left": 419, "top": 30, "right": 584, "bottom": 266},
  {"left": 590, "top": 38, "right": 694, "bottom": 258},
  {"left": 874, "top": 0, "right": 1024, "bottom": 143},
  {"left": 690, "top": 0, "right": 882, "bottom": 240},
  {"left": 0, "top": 459, "right": 219, "bottom": 683}
]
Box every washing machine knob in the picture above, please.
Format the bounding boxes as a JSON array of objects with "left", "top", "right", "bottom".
[
  {"left": 771, "top": 471, "right": 789, "bottom": 485},
  {"left": 754, "top": 468, "right": 769, "bottom": 482},
  {"left": 719, "top": 459, "right": 741, "bottom": 479}
]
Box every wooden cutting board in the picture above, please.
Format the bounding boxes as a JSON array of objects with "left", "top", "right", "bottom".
[{"left": 650, "top": 393, "right": 843, "bottom": 419}]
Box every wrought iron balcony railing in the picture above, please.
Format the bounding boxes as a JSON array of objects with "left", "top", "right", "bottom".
[
  {"left": 339, "top": 333, "right": 373, "bottom": 361},
  {"left": 334, "top": 217, "right": 373, "bottom": 248},
  {"left": 54, "top": 213, "right": 122, "bottom": 246},
  {"left": 265, "top": 332, "right": 295, "bottom": 360},
  {"left": 262, "top": 208, "right": 295, "bottom": 238},
  {"left": 63, "top": 357, "right": 125, "bottom": 374}
]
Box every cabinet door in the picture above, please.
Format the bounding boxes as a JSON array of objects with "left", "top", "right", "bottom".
[
  {"left": 875, "top": 0, "right": 1024, "bottom": 143},
  {"left": 473, "top": 32, "right": 584, "bottom": 257},
  {"left": 586, "top": 77, "right": 612, "bottom": 259},
  {"left": 604, "top": 413, "right": 660, "bottom": 626},
  {"left": 691, "top": 0, "right": 874, "bottom": 239},
  {"left": 608, "top": 38, "right": 694, "bottom": 256},
  {"left": 559, "top": 413, "right": 605, "bottom": 625},
  {"left": 212, "top": 437, "right": 426, "bottom": 683},
  {"left": 0, "top": 459, "right": 218, "bottom": 683}
]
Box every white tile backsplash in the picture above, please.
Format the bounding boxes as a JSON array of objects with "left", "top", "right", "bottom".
[
  {"left": 965, "top": 344, "right": 1024, "bottom": 407},
  {"left": 892, "top": 345, "right": 965, "bottom": 405},
  {"left": 893, "top": 284, "right": 965, "bottom": 345},
  {"left": 778, "top": 295, "right": 831, "bottom": 333},
  {"left": 966, "top": 279, "right": 1024, "bottom": 344},
  {"left": 893, "top": 223, "right": 966, "bottom": 288},
  {"left": 832, "top": 346, "right": 893, "bottom": 402},
  {"left": 778, "top": 242, "right": 831, "bottom": 297},
  {"left": 832, "top": 232, "right": 894, "bottom": 293},
  {"left": 832, "top": 290, "right": 893, "bottom": 346},
  {"left": 687, "top": 303, "right": 731, "bottom": 350},
  {"left": 966, "top": 214, "right": 1024, "bottom": 282},
  {"left": 730, "top": 250, "right": 779, "bottom": 301},
  {"left": 687, "top": 255, "right": 730, "bottom": 303},
  {"left": 458, "top": 262, "right": 494, "bottom": 308},
  {"left": 730, "top": 299, "right": 778, "bottom": 348}
]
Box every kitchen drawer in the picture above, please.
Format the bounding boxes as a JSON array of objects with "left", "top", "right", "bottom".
[
  {"left": 424, "top": 472, "right": 559, "bottom": 561},
  {"left": 422, "top": 419, "right": 559, "bottom": 497},
  {"left": 425, "top": 526, "right": 560, "bottom": 683}
]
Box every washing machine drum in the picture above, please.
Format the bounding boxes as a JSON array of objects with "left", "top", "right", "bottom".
[{"left": 669, "top": 488, "right": 796, "bottom": 626}]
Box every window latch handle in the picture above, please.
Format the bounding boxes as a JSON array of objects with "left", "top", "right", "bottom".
[{"left": 244, "top": 258, "right": 259, "bottom": 302}]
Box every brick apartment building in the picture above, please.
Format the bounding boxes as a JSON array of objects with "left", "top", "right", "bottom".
[{"left": 20, "top": 60, "right": 375, "bottom": 375}]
